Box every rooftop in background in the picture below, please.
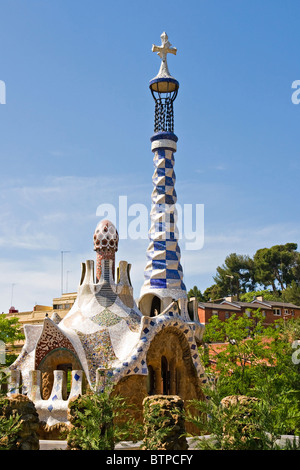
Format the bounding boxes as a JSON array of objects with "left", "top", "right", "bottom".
[
  {"left": 4, "top": 292, "right": 77, "bottom": 354},
  {"left": 196, "top": 295, "right": 300, "bottom": 325}
]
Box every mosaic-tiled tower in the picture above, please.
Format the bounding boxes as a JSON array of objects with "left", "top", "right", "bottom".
[
  {"left": 139, "top": 33, "right": 187, "bottom": 316},
  {"left": 93, "top": 219, "right": 119, "bottom": 282}
]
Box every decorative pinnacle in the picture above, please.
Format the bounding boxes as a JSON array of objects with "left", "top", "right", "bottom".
[{"left": 152, "top": 32, "right": 177, "bottom": 79}]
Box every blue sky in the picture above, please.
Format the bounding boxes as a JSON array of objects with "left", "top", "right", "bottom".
[{"left": 0, "top": 0, "right": 300, "bottom": 311}]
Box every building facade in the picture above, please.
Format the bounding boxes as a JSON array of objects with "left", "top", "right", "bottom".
[
  {"left": 5, "top": 293, "right": 77, "bottom": 355},
  {"left": 197, "top": 297, "right": 300, "bottom": 326}
]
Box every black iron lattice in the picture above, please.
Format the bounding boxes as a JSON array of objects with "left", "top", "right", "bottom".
[
  {"left": 154, "top": 97, "right": 174, "bottom": 133},
  {"left": 151, "top": 87, "right": 178, "bottom": 133}
]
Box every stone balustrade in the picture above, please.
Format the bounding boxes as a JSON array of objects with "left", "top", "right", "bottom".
[{"left": 8, "top": 369, "right": 83, "bottom": 427}]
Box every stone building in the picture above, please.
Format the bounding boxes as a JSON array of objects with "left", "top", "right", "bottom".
[{"left": 8, "top": 33, "right": 206, "bottom": 433}]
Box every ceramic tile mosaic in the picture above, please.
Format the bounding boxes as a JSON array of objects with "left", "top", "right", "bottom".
[
  {"left": 140, "top": 135, "right": 187, "bottom": 303},
  {"left": 91, "top": 308, "right": 123, "bottom": 328}
]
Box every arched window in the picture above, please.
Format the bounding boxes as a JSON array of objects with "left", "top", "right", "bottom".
[{"left": 150, "top": 296, "right": 161, "bottom": 317}]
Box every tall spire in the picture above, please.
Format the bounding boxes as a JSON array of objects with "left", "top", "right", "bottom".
[{"left": 139, "top": 33, "right": 187, "bottom": 317}]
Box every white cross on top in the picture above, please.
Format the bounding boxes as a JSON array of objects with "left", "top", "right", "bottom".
[
  {"left": 152, "top": 32, "right": 177, "bottom": 78},
  {"left": 152, "top": 32, "right": 177, "bottom": 61}
]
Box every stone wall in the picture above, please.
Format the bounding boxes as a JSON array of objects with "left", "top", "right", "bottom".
[{"left": 112, "top": 374, "right": 148, "bottom": 424}]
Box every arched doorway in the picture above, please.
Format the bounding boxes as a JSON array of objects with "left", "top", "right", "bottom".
[
  {"left": 37, "top": 348, "right": 82, "bottom": 399},
  {"left": 146, "top": 327, "right": 203, "bottom": 401}
]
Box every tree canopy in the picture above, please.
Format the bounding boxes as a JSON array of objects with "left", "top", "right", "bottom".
[
  {"left": 0, "top": 314, "right": 24, "bottom": 366},
  {"left": 189, "top": 243, "right": 300, "bottom": 304}
]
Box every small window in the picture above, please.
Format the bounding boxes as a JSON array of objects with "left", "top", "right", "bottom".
[
  {"left": 274, "top": 309, "right": 281, "bottom": 316},
  {"left": 212, "top": 310, "right": 218, "bottom": 316},
  {"left": 187, "top": 301, "right": 194, "bottom": 321},
  {"left": 150, "top": 296, "right": 161, "bottom": 317},
  {"left": 284, "top": 309, "right": 289, "bottom": 315},
  {"left": 225, "top": 312, "right": 230, "bottom": 319}
]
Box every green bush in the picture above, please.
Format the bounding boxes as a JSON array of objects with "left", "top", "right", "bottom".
[
  {"left": 0, "top": 409, "right": 22, "bottom": 450},
  {"left": 0, "top": 373, "right": 22, "bottom": 450},
  {"left": 142, "top": 395, "right": 188, "bottom": 450},
  {"left": 67, "top": 388, "right": 142, "bottom": 450},
  {"left": 188, "top": 315, "right": 300, "bottom": 449}
]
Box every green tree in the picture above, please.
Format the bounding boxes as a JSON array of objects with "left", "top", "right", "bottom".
[
  {"left": 187, "top": 286, "right": 204, "bottom": 302},
  {"left": 213, "top": 253, "right": 255, "bottom": 300},
  {"left": 0, "top": 315, "right": 24, "bottom": 366},
  {"left": 282, "top": 280, "right": 300, "bottom": 306},
  {"left": 253, "top": 243, "right": 298, "bottom": 293},
  {"left": 201, "top": 310, "right": 272, "bottom": 396},
  {"left": 240, "top": 289, "right": 281, "bottom": 302},
  {"left": 202, "top": 284, "right": 224, "bottom": 302},
  {"left": 199, "top": 314, "right": 300, "bottom": 437}
]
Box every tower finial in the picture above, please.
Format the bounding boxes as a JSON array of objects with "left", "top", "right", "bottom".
[
  {"left": 152, "top": 32, "right": 177, "bottom": 79},
  {"left": 150, "top": 33, "right": 179, "bottom": 133},
  {"left": 94, "top": 219, "right": 119, "bottom": 282}
]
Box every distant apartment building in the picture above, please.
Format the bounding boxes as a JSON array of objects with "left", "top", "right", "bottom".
[
  {"left": 196, "top": 296, "right": 300, "bottom": 326},
  {"left": 4, "top": 293, "right": 77, "bottom": 355}
]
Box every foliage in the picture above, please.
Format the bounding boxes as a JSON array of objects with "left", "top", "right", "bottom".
[
  {"left": 187, "top": 285, "right": 204, "bottom": 302},
  {"left": 240, "top": 289, "right": 281, "bottom": 302},
  {"left": 0, "top": 385, "right": 22, "bottom": 450},
  {"left": 142, "top": 396, "right": 187, "bottom": 450},
  {"left": 213, "top": 253, "right": 255, "bottom": 299},
  {"left": 67, "top": 388, "right": 142, "bottom": 450},
  {"left": 201, "top": 310, "right": 275, "bottom": 396},
  {"left": 253, "top": 243, "right": 298, "bottom": 293},
  {"left": 187, "top": 390, "right": 300, "bottom": 450},
  {"left": 143, "top": 401, "right": 176, "bottom": 450},
  {"left": 202, "top": 284, "right": 224, "bottom": 302},
  {"left": 0, "top": 314, "right": 24, "bottom": 366},
  {"left": 196, "top": 314, "right": 300, "bottom": 444},
  {"left": 282, "top": 280, "right": 300, "bottom": 305},
  {"left": 0, "top": 413, "right": 22, "bottom": 450},
  {"left": 197, "top": 242, "right": 300, "bottom": 301}
]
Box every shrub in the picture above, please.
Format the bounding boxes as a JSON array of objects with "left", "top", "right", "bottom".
[
  {"left": 142, "top": 395, "right": 188, "bottom": 450},
  {"left": 67, "top": 388, "right": 142, "bottom": 450}
]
